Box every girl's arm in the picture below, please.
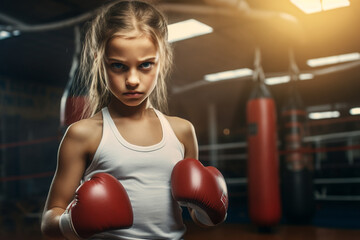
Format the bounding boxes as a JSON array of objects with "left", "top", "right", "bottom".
[
  {"left": 167, "top": 116, "right": 210, "bottom": 226},
  {"left": 41, "top": 121, "right": 94, "bottom": 238},
  {"left": 177, "top": 119, "right": 198, "bottom": 160},
  {"left": 169, "top": 116, "right": 228, "bottom": 227},
  {"left": 166, "top": 115, "right": 198, "bottom": 159}
]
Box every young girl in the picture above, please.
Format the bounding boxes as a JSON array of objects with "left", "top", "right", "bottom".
[
  {"left": 41, "top": 0, "right": 198, "bottom": 239},
  {"left": 41, "top": 1, "right": 227, "bottom": 239}
]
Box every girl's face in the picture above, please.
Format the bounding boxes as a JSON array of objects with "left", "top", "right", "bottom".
[{"left": 104, "top": 33, "right": 160, "bottom": 108}]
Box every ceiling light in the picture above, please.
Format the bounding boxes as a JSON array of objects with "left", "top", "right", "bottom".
[
  {"left": 204, "top": 68, "right": 253, "bottom": 82},
  {"left": 349, "top": 107, "right": 360, "bottom": 115},
  {"left": 309, "top": 111, "right": 340, "bottom": 120},
  {"left": 0, "top": 30, "right": 11, "bottom": 40},
  {"left": 265, "top": 76, "right": 290, "bottom": 85},
  {"left": 291, "top": 0, "right": 350, "bottom": 14},
  {"left": 299, "top": 73, "right": 314, "bottom": 80},
  {"left": 0, "top": 29, "right": 21, "bottom": 40},
  {"left": 168, "top": 19, "right": 213, "bottom": 43},
  {"left": 307, "top": 52, "right": 360, "bottom": 67},
  {"left": 291, "top": 0, "right": 322, "bottom": 14},
  {"left": 265, "top": 73, "right": 314, "bottom": 85},
  {"left": 12, "top": 30, "right": 21, "bottom": 36},
  {"left": 322, "top": 0, "right": 350, "bottom": 11}
]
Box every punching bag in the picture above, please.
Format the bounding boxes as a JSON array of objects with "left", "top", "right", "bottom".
[
  {"left": 60, "top": 26, "right": 87, "bottom": 131},
  {"left": 60, "top": 94, "right": 87, "bottom": 128},
  {"left": 246, "top": 75, "right": 281, "bottom": 227},
  {"left": 281, "top": 79, "right": 315, "bottom": 224}
]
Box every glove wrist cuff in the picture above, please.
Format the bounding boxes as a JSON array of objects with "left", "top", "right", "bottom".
[{"left": 59, "top": 211, "right": 82, "bottom": 240}]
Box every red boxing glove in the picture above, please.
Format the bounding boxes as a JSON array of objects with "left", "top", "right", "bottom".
[
  {"left": 171, "top": 158, "right": 228, "bottom": 226},
  {"left": 59, "top": 173, "right": 133, "bottom": 240}
]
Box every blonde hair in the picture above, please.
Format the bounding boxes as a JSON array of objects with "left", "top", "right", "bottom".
[{"left": 78, "top": 0, "right": 173, "bottom": 117}]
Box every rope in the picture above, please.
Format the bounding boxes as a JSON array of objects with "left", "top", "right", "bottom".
[{"left": 0, "top": 136, "right": 59, "bottom": 149}]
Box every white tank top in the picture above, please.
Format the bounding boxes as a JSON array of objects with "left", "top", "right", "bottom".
[{"left": 84, "top": 107, "right": 186, "bottom": 240}]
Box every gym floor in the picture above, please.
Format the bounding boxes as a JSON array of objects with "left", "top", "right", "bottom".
[
  {"left": 185, "top": 222, "right": 360, "bottom": 240},
  {"left": 1, "top": 222, "right": 360, "bottom": 240}
]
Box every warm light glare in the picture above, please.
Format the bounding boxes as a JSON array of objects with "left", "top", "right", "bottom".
[
  {"left": 349, "top": 107, "right": 360, "bottom": 115},
  {"left": 204, "top": 68, "right": 253, "bottom": 82},
  {"left": 223, "top": 128, "right": 230, "bottom": 136},
  {"left": 291, "top": 0, "right": 350, "bottom": 14},
  {"left": 307, "top": 52, "right": 360, "bottom": 67},
  {"left": 309, "top": 111, "right": 340, "bottom": 120},
  {"left": 168, "top": 19, "right": 213, "bottom": 43}
]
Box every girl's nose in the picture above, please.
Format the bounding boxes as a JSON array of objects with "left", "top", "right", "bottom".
[{"left": 125, "top": 69, "right": 140, "bottom": 89}]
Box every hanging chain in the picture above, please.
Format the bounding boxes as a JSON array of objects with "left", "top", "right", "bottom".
[
  {"left": 289, "top": 48, "right": 300, "bottom": 81},
  {"left": 253, "top": 47, "right": 266, "bottom": 83}
]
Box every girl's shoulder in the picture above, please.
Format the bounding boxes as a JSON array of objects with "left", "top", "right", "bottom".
[
  {"left": 59, "top": 111, "right": 103, "bottom": 164},
  {"left": 164, "top": 115, "right": 193, "bottom": 129},
  {"left": 64, "top": 111, "right": 103, "bottom": 144},
  {"left": 164, "top": 114, "right": 196, "bottom": 139},
  {"left": 163, "top": 114, "right": 198, "bottom": 158}
]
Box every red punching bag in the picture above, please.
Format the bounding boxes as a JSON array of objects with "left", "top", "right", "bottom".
[
  {"left": 60, "top": 26, "right": 87, "bottom": 131},
  {"left": 246, "top": 49, "right": 281, "bottom": 227},
  {"left": 60, "top": 95, "right": 87, "bottom": 127}
]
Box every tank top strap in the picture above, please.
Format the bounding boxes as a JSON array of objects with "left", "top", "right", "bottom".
[
  {"left": 153, "top": 109, "right": 185, "bottom": 156},
  {"left": 102, "top": 107, "right": 111, "bottom": 125},
  {"left": 101, "top": 107, "right": 115, "bottom": 140},
  {"left": 83, "top": 107, "right": 112, "bottom": 178}
]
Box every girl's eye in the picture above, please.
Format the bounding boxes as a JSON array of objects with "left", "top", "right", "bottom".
[
  {"left": 140, "top": 62, "right": 154, "bottom": 70},
  {"left": 110, "top": 63, "right": 127, "bottom": 71}
]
